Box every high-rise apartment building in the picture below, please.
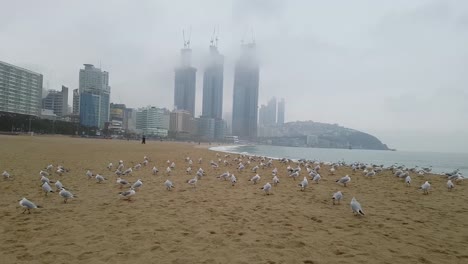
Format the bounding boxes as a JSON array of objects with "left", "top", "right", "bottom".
[
  {"left": 0, "top": 60, "right": 43, "bottom": 116},
  {"left": 232, "top": 43, "right": 259, "bottom": 140},
  {"left": 277, "top": 98, "right": 285, "bottom": 125},
  {"left": 78, "top": 64, "right": 111, "bottom": 129},
  {"left": 42, "top": 85, "right": 68, "bottom": 117},
  {"left": 174, "top": 48, "right": 196, "bottom": 116}
]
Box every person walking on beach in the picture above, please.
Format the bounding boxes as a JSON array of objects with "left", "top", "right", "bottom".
[{"left": 142, "top": 135, "right": 146, "bottom": 144}]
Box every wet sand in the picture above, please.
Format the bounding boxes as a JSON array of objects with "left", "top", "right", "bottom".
[{"left": 0, "top": 135, "right": 467, "bottom": 264}]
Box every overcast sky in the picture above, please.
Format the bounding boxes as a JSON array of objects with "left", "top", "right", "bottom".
[{"left": 1, "top": 0, "right": 467, "bottom": 152}]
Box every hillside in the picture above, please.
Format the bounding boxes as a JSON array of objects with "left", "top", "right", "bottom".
[{"left": 259, "top": 121, "right": 390, "bottom": 150}]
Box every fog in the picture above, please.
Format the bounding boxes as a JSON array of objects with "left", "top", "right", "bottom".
[{"left": 1, "top": 0, "right": 467, "bottom": 152}]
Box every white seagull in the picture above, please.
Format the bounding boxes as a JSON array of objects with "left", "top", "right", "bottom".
[
  {"left": 272, "top": 175, "right": 280, "bottom": 186},
  {"left": 131, "top": 179, "right": 143, "bottom": 190},
  {"left": 55, "top": 180, "right": 63, "bottom": 191},
  {"left": 164, "top": 179, "right": 175, "bottom": 190},
  {"left": 59, "top": 188, "right": 75, "bottom": 203},
  {"left": 187, "top": 176, "right": 198, "bottom": 188},
  {"left": 336, "top": 175, "right": 351, "bottom": 187},
  {"left": 312, "top": 174, "right": 321, "bottom": 184},
  {"left": 332, "top": 191, "right": 343, "bottom": 205},
  {"left": 96, "top": 174, "right": 106, "bottom": 183},
  {"left": 405, "top": 175, "right": 411, "bottom": 186},
  {"left": 261, "top": 182, "right": 272, "bottom": 195},
  {"left": 42, "top": 182, "right": 54, "bottom": 195},
  {"left": 2, "top": 170, "right": 11, "bottom": 180},
  {"left": 420, "top": 181, "right": 431, "bottom": 194},
  {"left": 299, "top": 177, "right": 308, "bottom": 191},
  {"left": 19, "top": 198, "right": 41, "bottom": 214},
  {"left": 350, "top": 197, "right": 365, "bottom": 216},
  {"left": 119, "top": 189, "right": 136, "bottom": 200},
  {"left": 152, "top": 166, "right": 159, "bottom": 175},
  {"left": 447, "top": 180, "right": 454, "bottom": 191},
  {"left": 249, "top": 174, "right": 261, "bottom": 184},
  {"left": 116, "top": 178, "right": 129, "bottom": 189}
]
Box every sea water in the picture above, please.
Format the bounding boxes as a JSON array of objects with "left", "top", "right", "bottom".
[{"left": 210, "top": 145, "right": 468, "bottom": 175}]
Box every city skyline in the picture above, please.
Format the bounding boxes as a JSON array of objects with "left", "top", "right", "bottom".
[{"left": 1, "top": 1, "right": 467, "bottom": 152}]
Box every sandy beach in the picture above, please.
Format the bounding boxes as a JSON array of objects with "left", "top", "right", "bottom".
[{"left": 0, "top": 135, "right": 467, "bottom": 264}]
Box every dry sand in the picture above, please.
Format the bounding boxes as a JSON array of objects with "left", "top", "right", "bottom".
[{"left": 0, "top": 135, "right": 467, "bottom": 264}]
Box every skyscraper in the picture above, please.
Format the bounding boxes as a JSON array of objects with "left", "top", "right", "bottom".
[
  {"left": 232, "top": 43, "right": 259, "bottom": 140},
  {"left": 202, "top": 45, "right": 224, "bottom": 120},
  {"left": 42, "top": 85, "right": 68, "bottom": 117},
  {"left": 199, "top": 44, "right": 225, "bottom": 140},
  {"left": 78, "top": 64, "right": 111, "bottom": 129},
  {"left": 277, "top": 98, "right": 285, "bottom": 125},
  {"left": 0, "top": 60, "right": 43, "bottom": 116},
  {"left": 174, "top": 47, "right": 196, "bottom": 116}
]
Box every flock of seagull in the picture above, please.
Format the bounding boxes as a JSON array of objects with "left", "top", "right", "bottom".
[{"left": 2, "top": 152, "right": 465, "bottom": 216}]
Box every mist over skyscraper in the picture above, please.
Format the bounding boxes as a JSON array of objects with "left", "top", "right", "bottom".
[
  {"left": 202, "top": 45, "right": 224, "bottom": 120},
  {"left": 174, "top": 46, "right": 196, "bottom": 116},
  {"left": 232, "top": 43, "right": 259, "bottom": 140}
]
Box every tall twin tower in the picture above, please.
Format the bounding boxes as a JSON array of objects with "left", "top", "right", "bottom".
[{"left": 173, "top": 40, "right": 259, "bottom": 140}]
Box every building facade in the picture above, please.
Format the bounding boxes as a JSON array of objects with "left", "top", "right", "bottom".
[
  {"left": 136, "top": 106, "right": 169, "bottom": 137},
  {"left": 72, "top": 88, "right": 80, "bottom": 114},
  {"left": 232, "top": 43, "right": 259, "bottom": 140},
  {"left": 42, "top": 85, "right": 68, "bottom": 117},
  {"left": 78, "top": 64, "right": 111, "bottom": 129},
  {"left": 169, "top": 110, "right": 195, "bottom": 137},
  {"left": 0, "top": 60, "right": 43, "bottom": 116},
  {"left": 174, "top": 48, "right": 196, "bottom": 116},
  {"left": 123, "top": 108, "right": 137, "bottom": 133}
]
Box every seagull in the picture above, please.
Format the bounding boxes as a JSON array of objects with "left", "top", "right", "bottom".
[
  {"left": 119, "top": 189, "right": 136, "bottom": 200},
  {"left": 86, "top": 170, "right": 93, "bottom": 179},
  {"left": 405, "top": 175, "right": 411, "bottom": 186},
  {"left": 230, "top": 174, "right": 237, "bottom": 186},
  {"left": 350, "top": 197, "right": 365, "bottom": 216},
  {"left": 143, "top": 160, "right": 149, "bottom": 166},
  {"left": 40, "top": 175, "right": 51, "bottom": 185},
  {"left": 56, "top": 167, "right": 65, "bottom": 176},
  {"left": 218, "top": 171, "right": 230, "bottom": 181},
  {"left": 166, "top": 167, "right": 172, "bottom": 175},
  {"left": 55, "top": 180, "right": 63, "bottom": 191},
  {"left": 123, "top": 168, "right": 133, "bottom": 175},
  {"left": 186, "top": 167, "right": 192, "bottom": 174},
  {"left": 151, "top": 166, "right": 159, "bottom": 175},
  {"left": 19, "top": 198, "right": 41, "bottom": 214},
  {"left": 107, "top": 163, "right": 113, "bottom": 171},
  {"left": 164, "top": 179, "right": 174, "bottom": 190},
  {"left": 198, "top": 158, "right": 202, "bottom": 164},
  {"left": 261, "top": 182, "right": 272, "bottom": 195},
  {"left": 134, "top": 163, "right": 142, "bottom": 170},
  {"left": 116, "top": 178, "right": 129, "bottom": 189},
  {"left": 329, "top": 167, "right": 336, "bottom": 175},
  {"left": 40, "top": 170, "right": 49, "bottom": 177},
  {"left": 272, "top": 168, "right": 278, "bottom": 175},
  {"left": 336, "top": 175, "right": 351, "bottom": 187},
  {"left": 131, "top": 179, "right": 143, "bottom": 190},
  {"left": 187, "top": 176, "right": 198, "bottom": 188},
  {"left": 117, "top": 163, "right": 124, "bottom": 171},
  {"left": 46, "top": 164, "right": 54, "bottom": 171},
  {"left": 170, "top": 162, "right": 176, "bottom": 169},
  {"left": 272, "top": 175, "right": 280, "bottom": 186},
  {"left": 289, "top": 171, "right": 299, "bottom": 180},
  {"left": 59, "top": 188, "right": 75, "bottom": 203},
  {"left": 96, "top": 174, "right": 106, "bottom": 183},
  {"left": 365, "top": 170, "right": 376, "bottom": 178},
  {"left": 332, "top": 191, "right": 343, "bottom": 205},
  {"left": 312, "top": 174, "right": 321, "bottom": 184},
  {"left": 2, "top": 170, "right": 10, "bottom": 180},
  {"left": 251, "top": 165, "right": 259, "bottom": 173},
  {"left": 249, "top": 174, "right": 261, "bottom": 184},
  {"left": 420, "top": 181, "right": 431, "bottom": 194},
  {"left": 447, "top": 180, "right": 454, "bottom": 191},
  {"left": 299, "top": 177, "right": 308, "bottom": 191}
]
